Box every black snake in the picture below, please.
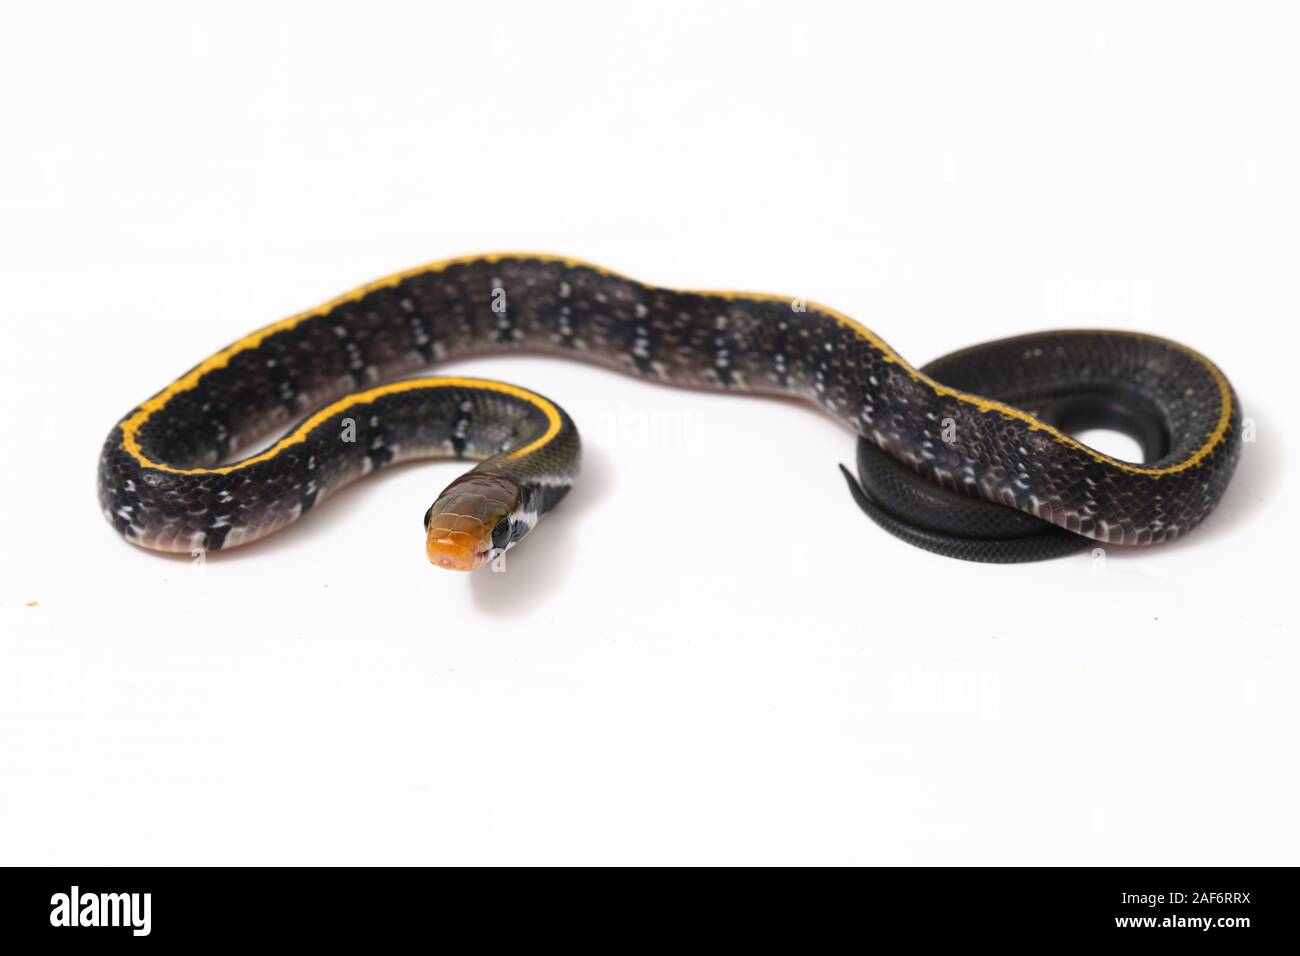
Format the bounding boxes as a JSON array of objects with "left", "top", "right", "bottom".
[{"left": 97, "top": 254, "right": 1242, "bottom": 566}]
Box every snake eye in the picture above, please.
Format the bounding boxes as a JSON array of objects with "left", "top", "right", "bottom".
[
  {"left": 423, "top": 505, "right": 434, "bottom": 532},
  {"left": 491, "top": 518, "right": 514, "bottom": 551}
]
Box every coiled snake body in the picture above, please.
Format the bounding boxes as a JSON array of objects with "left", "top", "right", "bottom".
[{"left": 98, "top": 254, "right": 1241, "bottom": 567}]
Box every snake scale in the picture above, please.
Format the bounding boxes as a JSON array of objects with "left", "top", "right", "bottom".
[{"left": 98, "top": 253, "right": 1241, "bottom": 567}]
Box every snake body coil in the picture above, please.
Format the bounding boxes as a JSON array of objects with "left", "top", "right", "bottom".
[{"left": 98, "top": 254, "right": 1241, "bottom": 566}]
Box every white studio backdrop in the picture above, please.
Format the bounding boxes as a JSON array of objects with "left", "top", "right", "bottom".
[{"left": 1, "top": 1, "right": 1295, "bottom": 864}]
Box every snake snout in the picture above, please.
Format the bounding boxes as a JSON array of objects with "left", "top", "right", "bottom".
[{"left": 425, "top": 519, "right": 490, "bottom": 571}]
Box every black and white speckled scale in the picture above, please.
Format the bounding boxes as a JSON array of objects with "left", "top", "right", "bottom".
[{"left": 98, "top": 254, "right": 1241, "bottom": 557}]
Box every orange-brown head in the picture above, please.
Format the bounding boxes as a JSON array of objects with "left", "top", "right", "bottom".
[{"left": 424, "top": 473, "right": 526, "bottom": 572}]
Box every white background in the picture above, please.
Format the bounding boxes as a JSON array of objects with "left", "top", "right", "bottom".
[{"left": 2, "top": 1, "right": 1296, "bottom": 865}]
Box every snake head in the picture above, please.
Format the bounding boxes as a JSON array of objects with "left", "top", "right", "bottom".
[{"left": 424, "top": 472, "right": 526, "bottom": 572}]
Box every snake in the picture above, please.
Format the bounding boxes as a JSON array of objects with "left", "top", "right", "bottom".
[{"left": 97, "top": 253, "right": 1242, "bottom": 568}]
